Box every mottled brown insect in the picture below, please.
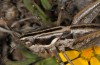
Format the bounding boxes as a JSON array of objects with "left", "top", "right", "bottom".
[{"left": 20, "top": 0, "right": 100, "bottom": 65}]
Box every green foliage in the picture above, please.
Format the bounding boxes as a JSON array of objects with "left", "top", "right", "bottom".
[
  {"left": 6, "top": 59, "right": 37, "bottom": 65},
  {"left": 35, "top": 57, "right": 59, "bottom": 65},
  {"left": 32, "top": 1, "right": 52, "bottom": 26},
  {"left": 40, "top": 0, "right": 52, "bottom": 10},
  {"left": 23, "top": 0, "right": 52, "bottom": 27},
  {"left": 23, "top": 0, "right": 35, "bottom": 14}
]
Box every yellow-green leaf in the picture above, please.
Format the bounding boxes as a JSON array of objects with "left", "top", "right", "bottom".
[
  {"left": 23, "top": 0, "right": 35, "bottom": 14},
  {"left": 41, "top": 0, "right": 52, "bottom": 10},
  {"left": 33, "top": 1, "right": 52, "bottom": 26},
  {"left": 35, "top": 57, "right": 59, "bottom": 65}
]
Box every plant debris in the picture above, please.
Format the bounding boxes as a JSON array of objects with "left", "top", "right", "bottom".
[{"left": 0, "top": 0, "right": 100, "bottom": 65}]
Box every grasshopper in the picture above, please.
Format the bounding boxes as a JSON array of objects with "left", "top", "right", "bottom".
[{"left": 20, "top": 0, "right": 100, "bottom": 65}]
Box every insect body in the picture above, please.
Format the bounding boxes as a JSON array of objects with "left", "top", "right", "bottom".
[{"left": 20, "top": 0, "right": 100, "bottom": 65}]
